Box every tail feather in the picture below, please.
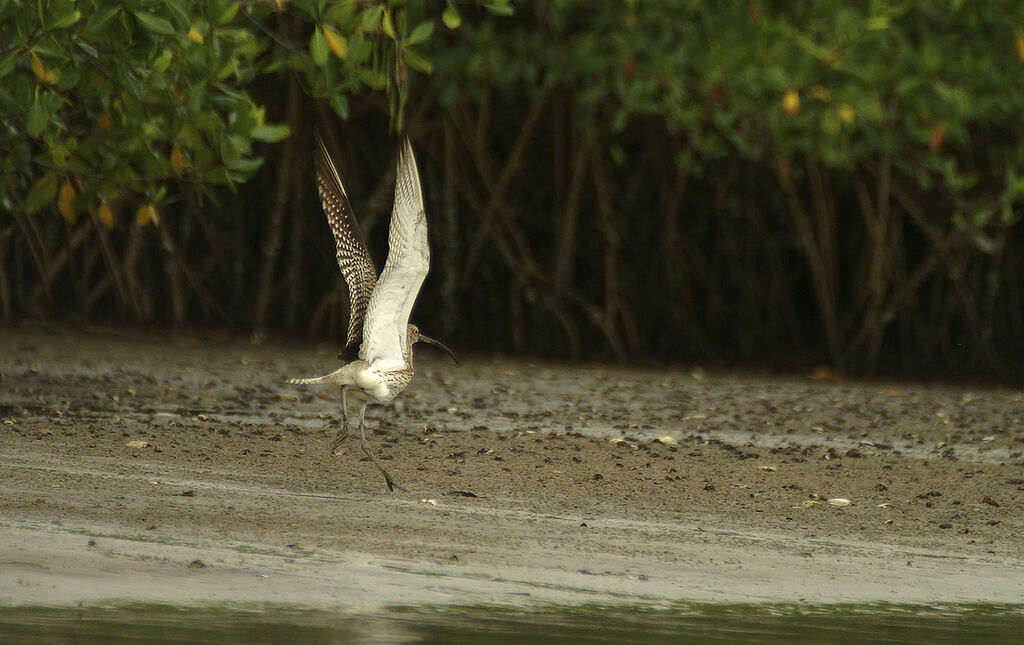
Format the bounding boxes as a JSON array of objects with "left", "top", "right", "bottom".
[
  {"left": 288, "top": 375, "right": 330, "bottom": 385},
  {"left": 287, "top": 367, "right": 346, "bottom": 386}
]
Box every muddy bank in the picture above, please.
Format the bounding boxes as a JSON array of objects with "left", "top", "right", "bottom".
[{"left": 1, "top": 327, "right": 1023, "bottom": 609}]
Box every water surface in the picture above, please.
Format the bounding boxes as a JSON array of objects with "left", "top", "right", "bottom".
[{"left": 2, "top": 603, "right": 1022, "bottom": 644}]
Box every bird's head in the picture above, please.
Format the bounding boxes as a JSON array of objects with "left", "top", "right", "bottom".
[{"left": 408, "top": 324, "right": 458, "bottom": 364}]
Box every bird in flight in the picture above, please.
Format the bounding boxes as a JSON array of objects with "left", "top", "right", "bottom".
[{"left": 290, "top": 134, "right": 456, "bottom": 491}]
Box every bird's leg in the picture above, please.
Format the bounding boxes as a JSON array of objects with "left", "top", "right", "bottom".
[
  {"left": 357, "top": 400, "right": 397, "bottom": 492},
  {"left": 330, "top": 387, "right": 350, "bottom": 455}
]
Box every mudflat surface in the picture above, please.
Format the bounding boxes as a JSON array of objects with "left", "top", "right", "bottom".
[{"left": 1, "top": 327, "right": 1023, "bottom": 610}]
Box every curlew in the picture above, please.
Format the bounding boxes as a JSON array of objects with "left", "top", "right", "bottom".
[{"left": 290, "top": 134, "right": 456, "bottom": 491}]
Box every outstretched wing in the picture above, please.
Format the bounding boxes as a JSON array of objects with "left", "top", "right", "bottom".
[
  {"left": 360, "top": 138, "right": 429, "bottom": 368},
  {"left": 314, "top": 133, "right": 378, "bottom": 358}
]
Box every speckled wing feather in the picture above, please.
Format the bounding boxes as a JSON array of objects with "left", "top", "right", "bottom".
[
  {"left": 314, "top": 134, "right": 378, "bottom": 359},
  {"left": 361, "top": 138, "right": 429, "bottom": 368}
]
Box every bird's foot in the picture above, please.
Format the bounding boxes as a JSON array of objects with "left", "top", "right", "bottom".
[
  {"left": 382, "top": 471, "right": 406, "bottom": 493},
  {"left": 329, "top": 428, "right": 349, "bottom": 455},
  {"left": 366, "top": 452, "right": 400, "bottom": 493}
]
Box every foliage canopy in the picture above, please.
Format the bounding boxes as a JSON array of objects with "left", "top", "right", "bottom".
[
  {"left": 0, "top": 0, "right": 508, "bottom": 224},
  {"left": 3, "top": 0, "right": 1024, "bottom": 375}
]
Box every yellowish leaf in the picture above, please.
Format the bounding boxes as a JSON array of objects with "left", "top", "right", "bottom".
[
  {"left": 188, "top": 26, "right": 204, "bottom": 44},
  {"left": 275, "top": 0, "right": 286, "bottom": 11},
  {"left": 171, "top": 145, "right": 188, "bottom": 174},
  {"left": 136, "top": 202, "right": 159, "bottom": 227},
  {"left": 322, "top": 25, "right": 347, "bottom": 59},
  {"left": 97, "top": 112, "right": 112, "bottom": 129},
  {"left": 31, "top": 52, "right": 60, "bottom": 85},
  {"left": 837, "top": 103, "right": 856, "bottom": 124},
  {"left": 30, "top": 52, "right": 45, "bottom": 80},
  {"left": 98, "top": 202, "right": 115, "bottom": 229},
  {"left": 58, "top": 181, "right": 77, "bottom": 224},
  {"left": 781, "top": 89, "right": 800, "bottom": 116}
]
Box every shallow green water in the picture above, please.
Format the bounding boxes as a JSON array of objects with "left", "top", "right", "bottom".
[{"left": 2, "top": 603, "right": 1022, "bottom": 644}]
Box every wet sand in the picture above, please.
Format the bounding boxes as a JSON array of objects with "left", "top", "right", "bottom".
[{"left": 1, "top": 327, "right": 1023, "bottom": 609}]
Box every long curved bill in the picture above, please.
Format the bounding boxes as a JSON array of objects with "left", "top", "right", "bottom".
[{"left": 418, "top": 333, "right": 458, "bottom": 364}]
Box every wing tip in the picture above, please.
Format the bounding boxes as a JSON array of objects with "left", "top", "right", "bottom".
[
  {"left": 395, "top": 136, "right": 423, "bottom": 210},
  {"left": 314, "top": 131, "right": 350, "bottom": 199},
  {"left": 313, "top": 130, "right": 330, "bottom": 168}
]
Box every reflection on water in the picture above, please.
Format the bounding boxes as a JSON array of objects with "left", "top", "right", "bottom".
[
  {"left": 406, "top": 604, "right": 1024, "bottom": 644},
  {"left": 1, "top": 603, "right": 1022, "bottom": 645}
]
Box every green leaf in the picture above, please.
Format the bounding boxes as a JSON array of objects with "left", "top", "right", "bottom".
[
  {"left": 310, "top": 29, "right": 328, "bottom": 66},
  {"left": 866, "top": 15, "right": 890, "bottom": 31},
  {"left": 134, "top": 11, "right": 174, "bottom": 35},
  {"left": 220, "top": 133, "right": 250, "bottom": 162},
  {"left": 153, "top": 48, "right": 173, "bottom": 73},
  {"left": 0, "top": 50, "right": 18, "bottom": 79},
  {"left": 218, "top": 3, "right": 239, "bottom": 25},
  {"left": 402, "top": 47, "right": 433, "bottom": 75},
  {"left": 361, "top": 5, "right": 383, "bottom": 32},
  {"left": 251, "top": 124, "right": 291, "bottom": 143},
  {"left": 407, "top": 20, "right": 434, "bottom": 45},
  {"left": 329, "top": 93, "right": 349, "bottom": 119},
  {"left": 24, "top": 173, "right": 58, "bottom": 215},
  {"left": 382, "top": 10, "right": 396, "bottom": 40},
  {"left": 347, "top": 34, "right": 372, "bottom": 64},
  {"left": 164, "top": 0, "right": 190, "bottom": 29},
  {"left": 84, "top": 6, "right": 119, "bottom": 33},
  {"left": 355, "top": 68, "right": 386, "bottom": 90},
  {"left": 325, "top": 2, "right": 357, "bottom": 26},
  {"left": 27, "top": 91, "right": 48, "bottom": 138},
  {"left": 484, "top": 2, "right": 514, "bottom": 17},
  {"left": 52, "top": 9, "right": 82, "bottom": 30},
  {"left": 228, "top": 157, "right": 264, "bottom": 174},
  {"left": 442, "top": 4, "right": 461, "bottom": 30}
]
